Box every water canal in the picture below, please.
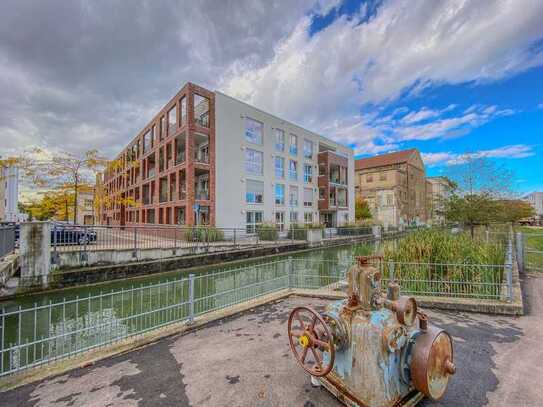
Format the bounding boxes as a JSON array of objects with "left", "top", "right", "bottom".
[{"left": 0, "top": 240, "right": 381, "bottom": 376}]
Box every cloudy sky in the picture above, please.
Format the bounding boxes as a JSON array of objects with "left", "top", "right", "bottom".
[{"left": 1, "top": 0, "right": 543, "bottom": 192}]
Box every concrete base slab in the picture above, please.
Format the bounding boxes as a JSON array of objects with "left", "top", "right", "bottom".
[{"left": 1, "top": 274, "right": 543, "bottom": 406}]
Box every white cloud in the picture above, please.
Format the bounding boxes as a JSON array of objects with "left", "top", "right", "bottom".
[
  {"left": 220, "top": 0, "right": 543, "bottom": 150},
  {"left": 422, "top": 144, "right": 535, "bottom": 166}
]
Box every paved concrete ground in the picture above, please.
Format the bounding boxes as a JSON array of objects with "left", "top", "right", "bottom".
[{"left": 1, "top": 274, "right": 542, "bottom": 406}]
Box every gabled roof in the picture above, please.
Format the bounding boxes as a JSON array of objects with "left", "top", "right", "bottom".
[{"left": 355, "top": 149, "right": 418, "bottom": 171}]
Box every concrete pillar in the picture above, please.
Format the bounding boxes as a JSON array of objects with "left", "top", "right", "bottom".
[
  {"left": 372, "top": 225, "right": 382, "bottom": 239},
  {"left": 20, "top": 222, "right": 51, "bottom": 288}
]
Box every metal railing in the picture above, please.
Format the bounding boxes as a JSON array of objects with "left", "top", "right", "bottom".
[
  {"left": 381, "top": 260, "right": 507, "bottom": 300},
  {"left": 0, "top": 258, "right": 343, "bottom": 377},
  {"left": 518, "top": 231, "right": 543, "bottom": 273},
  {"left": 0, "top": 226, "right": 16, "bottom": 259},
  {"left": 0, "top": 248, "right": 515, "bottom": 378}
]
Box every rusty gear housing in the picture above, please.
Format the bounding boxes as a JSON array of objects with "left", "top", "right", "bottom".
[{"left": 288, "top": 256, "right": 455, "bottom": 407}]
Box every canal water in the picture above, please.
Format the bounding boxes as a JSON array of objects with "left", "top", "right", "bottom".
[{"left": 0, "top": 240, "right": 381, "bottom": 375}]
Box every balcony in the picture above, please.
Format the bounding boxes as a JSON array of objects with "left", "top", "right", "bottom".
[
  {"left": 194, "top": 151, "right": 209, "bottom": 164},
  {"left": 195, "top": 190, "right": 210, "bottom": 200},
  {"left": 175, "top": 151, "right": 186, "bottom": 165}
]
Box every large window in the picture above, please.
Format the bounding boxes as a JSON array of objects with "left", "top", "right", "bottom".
[
  {"left": 168, "top": 105, "right": 177, "bottom": 135},
  {"left": 274, "top": 128, "right": 285, "bottom": 152},
  {"left": 303, "top": 139, "right": 313, "bottom": 159},
  {"left": 245, "top": 117, "right": 263, "bottom": 145},
  {"left": 194, "top": 94, "right": 210, "bottom": 128},
  {"left": 275, "top": 156, "right": 284, "bottom": 178},
  {"left": 245, "top": 148, "right": 263, "bottom": 175},
  {"left": 275, "top": 211, "right": 285, "bottom": 231},
  {"left": 143, "top": 130, "right": 152, "bottom": 154},
  {"left": 290, "top": 211, "right": 298, "bottom": 224},
  {"left": 180, "top": 96, "right": 187, "bottom": 126},
  {"left": 304, "top": 164, "right": 313, "bottom": 183},
  {"left": 289, "top": 185, "right": 299, "bottom": 206},
  {"left": 160, "top": 116, "right": 166, "bottom": 141},
  {"left": 303, "top": 188, "right": 313, "bottom": 207},
  {"left": 304, "top": 212, "right": 313, "bottom": 225},
  {"left": 289, "top": 134, "right": 298, "bottom": 155},
  {"left": 275, "top": 184, "right": 285, "bottom": 205},
  {"left": 246, "top": 211, "right": 263, "bottom": 233},
  {"left": 289, "top": 160, "right": 298, "bottom": 181},
  {"left": 246, "top": 180, "right": 264, "bottom": 204}
]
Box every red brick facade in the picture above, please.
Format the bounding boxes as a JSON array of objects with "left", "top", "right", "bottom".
[{"left": 97, "top": 82, "right": 216, "bottom": 226}]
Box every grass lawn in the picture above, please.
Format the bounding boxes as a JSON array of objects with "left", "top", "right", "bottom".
[{"left": 519, "top": 226, "right": 543, "bottom": 271}]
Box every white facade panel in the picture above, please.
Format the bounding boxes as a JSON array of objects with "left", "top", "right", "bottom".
[{"left": 214, "top": 92, "right": 355, "bottom": 230}]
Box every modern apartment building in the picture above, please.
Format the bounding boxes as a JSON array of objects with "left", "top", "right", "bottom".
[
  {"left": 0, "top": 164, "right": 20, "bottom": 222},
  {"left": 426, "top": 176, "right": 454, "bottom": 225},
  {"left": 97, "top": 83, "right": 355, "bottom": 231},
  {"left": 355, "top": 149, "right": 426, "bottom": 227},
  {"left": 523, "top": 192, "right": 543, "bottom": 217}
]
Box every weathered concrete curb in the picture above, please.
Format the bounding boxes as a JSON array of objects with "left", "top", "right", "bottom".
[
  {"left": 0, "top": 289, "right": 292, "bottom": 393},
  {"left": 0, "top": 253, "right": 19, "bottom": 288}
]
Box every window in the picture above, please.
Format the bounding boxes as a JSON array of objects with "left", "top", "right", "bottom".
[
  {"left": 160, "top": 116, "right": 166, "bottom": 140},
  {"left": 275, "top": 211, "right": 285, "bottom": 231},
  {"left": 290, "top": 211, "right": 298, "bottom": 224},
  {"left": 366, "top": 175, "right": 373, "bottom": 183},
  {"left": 319, "top": 188, "right": 325, "bottom": 200},
  {"left": 194, "top": 94, "right": 210, "bottom": 127},
  {"left": 180, "top": 96, "right": 187, "bottom": 126},
  {"left": 245, "top": 117, "right": 263, "bottom": 145},
  {"left": 289, "top": 160, "right": 298, "bottom": 181},
  {"left": 168, "top": 105, "right": 177, "bottom": 135},
  {"left": 304, "top": 212, "right": 313, "bottom": 225},
  {"left": 245, "top": 148, "right": 263, "bottom": 175},
  {"left": 303, "top": 188, "right": 313, "bottom": 207},
  {"left": 275, "top": 156, "right": 284, "bottom": 178},
  {"left": 386, "top": 194, "right": 393, "bottom": 206},
  {"left": 275, "top": 184, "right": 285, "bottom": 205},
  {"left": 304, "top": 164, "right": 313, "bottom": 183},
  {"left": 289, "top": 134, "right": 298, "bottom": 155},
  {"left": 303, "top": 139, "right": 313, "bottom": 159},
  {"left": 246, "top": 180, "right": 264, "bottom": 204},
  {"left": 246, "top": 211, "right": 263, "bottom": 233},
  {"left": 151, "top": 125, "right": 156, "bottom": 148},
  {"left": 274, "top": 128, "right": 285, "bottom": 152},
  {"left": 380, "top": 172, "right": 387, "bottom": 181},
  {"left": 289, "top": 185, "right": 299, "bottom": 206},
  {"left": 143, "top": 130, "right": 152, "bottom": 153}
]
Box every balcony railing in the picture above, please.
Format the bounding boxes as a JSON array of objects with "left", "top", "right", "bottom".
[
  {"left": 195, "top": 190, "right": 210, "bottom": 200},
  {"left": 194, "top": 152, "right": 209, "bottom": 164},
  {"left": 175, "top": 152, "right": 186, "bottom": 165}
]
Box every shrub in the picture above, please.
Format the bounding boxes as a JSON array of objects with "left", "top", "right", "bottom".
[
  {"left": 287, "top": 223, "right": 324, "bottom": 240},
  {"left": 183, "top": 226, "right": 225, "bottom": 242},
  {"left": 337, "top": 223, "right": 372, "bottom": 236},
  {"left": 256, "top": 223, "right": 279, "bottom": 241}
]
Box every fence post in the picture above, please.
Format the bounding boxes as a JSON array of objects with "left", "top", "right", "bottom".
[
  {"left": 516, "top": 232, "right": 524, "bottom": 274},
  {"left": 288, "top": 256, "right": 293, "bottom": 289},
  {"left": 188, "top": 273, "right": 195, "bottom": 324},
  {"left": 233, "top": 229, "right": 237, "bottom": 247},
  {"left": 132, "top": 227, "right": 137, "bottom": 259},
  {"left": 388, "top": 261, "right": 395, "bottom": 281},
  {"left": 506, "top": 238, "right": 513, "bottom": 302}
]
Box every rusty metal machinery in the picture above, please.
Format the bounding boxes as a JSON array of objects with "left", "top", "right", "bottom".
[{"left": 288, "top": 256, "right": 456, "bottom": 407}]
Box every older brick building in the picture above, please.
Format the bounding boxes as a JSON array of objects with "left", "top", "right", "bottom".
[
  {"left": 97, "top": 82, "right": 355, "bottom": 230},
  {"left": 355, "top": 149, "right": 427, "bottom": 227}
]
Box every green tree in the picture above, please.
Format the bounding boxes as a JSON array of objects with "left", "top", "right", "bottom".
[
  {"left": 355, "top": 197, "right": 372, "bottom": 221},
  {"left": 17, "top": 148, "right": 108, "bottom": 224},
  {"left": 443, "top": 154, "right": 517, "bottom": 235}
]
